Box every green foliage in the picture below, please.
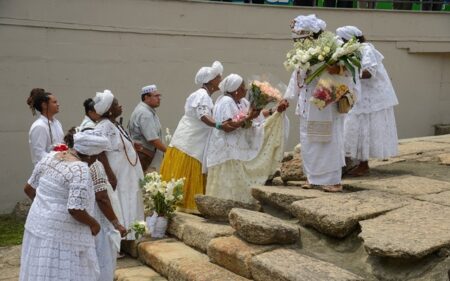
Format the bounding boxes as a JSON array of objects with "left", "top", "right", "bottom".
[{"left": 0, "top": 215, "right": 24, "bottom": 247}]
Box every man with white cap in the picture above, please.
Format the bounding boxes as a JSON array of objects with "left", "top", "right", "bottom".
[
  {"left": 129, "top": 84, "right": 165, "bottom": 172},
  {"left": 336, "top": 26, "right": 398, "bottom": 177},
  {"left": 285, "top": 14, "right": 353, "bottom": 192}
]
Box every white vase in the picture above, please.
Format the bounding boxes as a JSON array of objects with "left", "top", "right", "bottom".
[{"left": 146, "top": 212, "right": 168, "bottom": 238}]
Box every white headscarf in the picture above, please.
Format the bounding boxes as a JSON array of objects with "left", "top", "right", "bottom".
[
  {"left": 219, "top": 74, "right": 243, "bottom": 93},
  {"left": 93, "top": 89, "right": 114, "bottom": 115},
  {"left": 73, "top": 131, "right": 110, "bottom": 156},
  {"left": 291, "top": 14, "right": 326, "bottom": 38},
  {"left": 195, "top": 61, "right": 224, "bottom": 85},
  {"left": 336, "top": 26, "right": 363, "bottom": 41}
]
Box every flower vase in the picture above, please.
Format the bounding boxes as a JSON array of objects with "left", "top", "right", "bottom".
[{"left": 146, "top": 212, "right": 168, "bottom": 238}]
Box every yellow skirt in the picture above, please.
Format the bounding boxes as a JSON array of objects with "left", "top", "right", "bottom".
[{"left": 160, "top": 147, "right": 206, "bottom": 214}]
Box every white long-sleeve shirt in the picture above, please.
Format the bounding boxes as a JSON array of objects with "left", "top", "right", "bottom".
[{"left": 28, "top": 115, "right": 64, "bottom": 165}]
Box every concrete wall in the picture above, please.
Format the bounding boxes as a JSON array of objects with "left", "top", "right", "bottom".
[{"left": 0, "top": 0, "right": 449, "bottom": 213}]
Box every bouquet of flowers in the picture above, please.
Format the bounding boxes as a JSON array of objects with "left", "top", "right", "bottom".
[
  {"left": 130, "top": 221, "right": 147, "bottom": 239},
  {"left": 247, "top": 80, "right": 283, "bottom": 110},
  {"left": 139, "top": 172, "right": 184, "bottom": 218},
  {"left": 310, "top": 78, "right": 355, "bottom": 111},
  {"left": 284, "top": 31, "right": 361, "bottom": 84}
]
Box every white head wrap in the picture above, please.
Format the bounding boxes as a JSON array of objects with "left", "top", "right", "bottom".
[
  {"left": 219, "top": 74, "right": 243, "bottom": 93},
  {"left": 93, "top": 89, "right": 114, "bottom": 115},
  {"left": 291, "top": 14, "right": 326, "bottom": 38},
  {"left": 73, "top": 131, "right": 110, "bottom": 156},
  {"left": 194, "top": 61, "right": 224, "bottom": 85},
  {"left": 336, "top": 26, "right": 363, "bottom": 41},
  {"left": 141, "top": 84, "right": 157, "bottom": 95}
]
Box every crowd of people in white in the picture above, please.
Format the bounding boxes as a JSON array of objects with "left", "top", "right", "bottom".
[{"left": 20, "top": 13, "right": 398, "bottom": 281}]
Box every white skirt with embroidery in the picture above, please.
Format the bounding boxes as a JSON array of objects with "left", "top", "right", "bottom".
[
  {"left": 206, "top": 112, "right": 285, "bottom": 204},
  {"left": 19, "top": 230, "right": 99, "bottom": 281},
  {"left": 344, "top": 107, "right": 398, "bottom": 161}
]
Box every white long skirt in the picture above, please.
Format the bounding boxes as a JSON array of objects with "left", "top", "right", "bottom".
[
  {"left": 20, "top": 231, "right": 99, "bottom": 281},
  {"left": 299, "top": 115, "right": 346, "bottom": 186},
  {"left": 344, "top": 107, "right": 398, "bottom": 161},
  {"left": 95, "top": 227, "right": 118, "bottom": 281},
  {"left": 206, "top": 112, "right": 285, "bottom": 204}
]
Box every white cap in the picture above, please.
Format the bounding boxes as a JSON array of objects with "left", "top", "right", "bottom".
[
  {"left": 291, "top": 14, "right": 326, "bottom": 38},
  {"left": 194, "top": 61, "right": 224, "bottom": 85},
  {"left": 336, "top": 26, "right": 363, "bottom": 41},
  {"left": 93, "top": 89, "right": 114, "bottom": 115}
]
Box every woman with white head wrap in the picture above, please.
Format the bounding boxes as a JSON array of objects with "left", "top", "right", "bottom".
[
  {"left": 92, "top": 91, "right": 145, "bottom": 242},
  {"left": 205, "top": 74, "right": 289, "bottom": 204},
  {"left": 285, "top": 15, "right": 357, "bottom": 192},
  {"left": 336, "top": 26, "right": 398, "bottom": 177},
  {"left": 20, "top": 131, "right": 112, "bottom": 281},
  {"left": 160, "top": 61, "right": 235, "bottom": 213}
]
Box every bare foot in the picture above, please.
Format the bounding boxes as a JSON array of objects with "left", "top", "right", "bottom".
[{"left": 322, "top": 184, "right": 343, "bottom": 193}]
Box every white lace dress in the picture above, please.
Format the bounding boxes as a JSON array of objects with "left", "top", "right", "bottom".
[
  {"left": 20, "top": 153, "right": 99, "bottom": 281},
  {"left": 206, "top": 95, "right": 285, "bottom": 203},
  {"left": 94, "top": 119, "right": 144, "bottom": 240},
  {"left": 344, "top": 43, "right": 399, "bottom": 161},
  {"left": 90, "top": 161, "right": 121, "bottom": 281}
]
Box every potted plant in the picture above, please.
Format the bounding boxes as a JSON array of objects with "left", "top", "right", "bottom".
[{"left": 139, "top": 172, "right": 184, "bottom": 238}]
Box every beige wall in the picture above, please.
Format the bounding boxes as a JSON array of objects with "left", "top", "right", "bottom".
[{"left": 0, "top": 0, "right": 449, "bottom": 213}]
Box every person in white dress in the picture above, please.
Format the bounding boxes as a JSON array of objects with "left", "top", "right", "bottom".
[
  {"left": 285, "top": 15, "right": 356, "bottom": 192},
  {"left": 206, "top": 74, "right": 289, "bottom": 203},
  {"left": 336, "top": 26, "right": 399, "bottom": 176},
  {"left": 79, "top": 98, "right": 101, "bottom": 132},
  {"left": 27, "top": 90, "right": 64, "bottom": 165},
  {"left": 160, "top": 61, "right": 236, "bottom": 213},
  {"left": 20, "top": 131, "right": 110, "bottom": 281},
  {"left": 92, "top": 90, "right": 145, "bottom": 241}
]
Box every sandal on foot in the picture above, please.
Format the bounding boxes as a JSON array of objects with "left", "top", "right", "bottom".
[{"left": 322, "top": 185, "right": 343, "bottom": 193}]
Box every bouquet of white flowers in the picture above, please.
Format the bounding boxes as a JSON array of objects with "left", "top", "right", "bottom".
[
  {"left": 139, "top": 172, "right": 184, "bottom": 218},
  {"left": 284, "top": 32, "right": 361, "bottom": 84}
]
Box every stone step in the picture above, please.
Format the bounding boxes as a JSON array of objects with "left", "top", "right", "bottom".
[
  {"left": 207, "top": 235, "right": 277, "bottom": 279},
  {"left": 347, "top": 175, "right": 450, "bottom": 196},
  {"left": 250, "top": 248, "right": 364, "bottom": 281},
  {"left": 290, "top": 190, "right": 409, "bottom": 238},
  {"left": 138, "top": 238, "right": 250, "bottom": 281},
  {"left": 115, "top": 266, "right": 167, "bottom": 281},
  {"left": 359, "top": 201, "right": 450, "bottom": 259},
  {"left": 195, "top": 195, "right": 261, "bottom": 222},
  {"left": 251, "top": 185, "right": 329, "bottom": 213},
  {"left": 229, "top": 208, "right": 300, "bottom": 245},
  {"left": 167, "top": 212, "right": 235, "bottom": 253}
]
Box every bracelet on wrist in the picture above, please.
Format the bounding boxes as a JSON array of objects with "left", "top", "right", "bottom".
[{"left": 215, "top": 121, "right": 222, "bottom": 130}]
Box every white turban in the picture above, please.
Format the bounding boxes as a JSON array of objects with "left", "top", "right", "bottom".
[
  {"left": 336, "top": 26, "right": 363, "bottom": 41},
  {"left": 195, "top": 61, "right": 224, "bottom": 85},
  {"left": 93, "top": 89, "right": 114, "bottom": 115},
  {"left": 219, "top": 74, "right": 243, "bottom": 93},
  {"left": 141, "top": 84, "right": 157, "bottom": 95},
  {"left": 73, "top": 131, "right": 110, "bottom": 156},
  {"left": 291, "top": 14, "right": 326, "bottom": 38}
]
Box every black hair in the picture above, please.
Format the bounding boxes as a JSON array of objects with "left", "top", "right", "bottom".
[
  {"left": 64, "top": 126, "right": 77, "bottom": 149},
  {"left": 32, "top": 92, "right": 52, "bottom": 113},
  {"left": 83, "top": 98, "right": 95, "bottom": 115},
  {"left": 141, "top": 93, "right": 147, "bottom": 102},
  {"left": 312, "top": 30, "right": 323, "bottom": 39},
  {"left": 27, "top": 88, "right": 45, "bottom": 115},
  {"left": 356, "top": 35, "right": 366, "bottom": 43}
]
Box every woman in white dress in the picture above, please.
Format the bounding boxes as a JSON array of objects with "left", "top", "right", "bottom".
[
  {"left": 336, "top": 26, "right": 399, "bottom": 176},
  {"left": 160, "top": 61, "right": 235, "bottom": 213},
  {"left": 20, "top": 132, "right": 110, "bottom": 281},
  {"left": 93, "top": 90, "right": 145, "bottom": 241},
  {"left": 206, "top": 74, "right": 289, "bottom": 203},
  {"left": 285, "top": 15, "right": 357, "bottom": 192}
]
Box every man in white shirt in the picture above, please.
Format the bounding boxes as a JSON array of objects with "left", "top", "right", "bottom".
[
  {"left": 129, "top": 84, "right": 166, "bottom": 172},
  {"left": 28, "top": 91, "right": 64, "bottom": 165}
]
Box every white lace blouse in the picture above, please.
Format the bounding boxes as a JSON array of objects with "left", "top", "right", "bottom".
[
  {"left": 206, "top": 95, "right": 264, "bottom": 168},
  {"left": 25, "top": 152, "right": 95, "bottom": 247}
]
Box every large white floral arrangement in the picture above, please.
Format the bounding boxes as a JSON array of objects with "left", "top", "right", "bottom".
[
  {"left": 284, "top": 31, "right": 361, "bottom": 84},
  {"left": 139, "top": 172, "right": 184, "bottom": 218}
]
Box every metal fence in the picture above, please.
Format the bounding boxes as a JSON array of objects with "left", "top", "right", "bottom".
[{"left": 210, "top": 0, "right": 450, "bottom": 11}]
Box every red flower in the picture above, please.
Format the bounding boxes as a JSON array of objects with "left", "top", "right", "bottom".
[{"left": 53, "top": 144, "right": 69, "bottom": 152}]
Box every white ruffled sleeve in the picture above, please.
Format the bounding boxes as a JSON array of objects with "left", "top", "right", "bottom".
[
  {"left": 360, "top": 43, "right": 384, "bottom": 77},
  {"left": 284, "top": 70, "right": 302, "bottom": 100},
  {"left": 67, "top": 163, "right": 91, "bottom": 210}
]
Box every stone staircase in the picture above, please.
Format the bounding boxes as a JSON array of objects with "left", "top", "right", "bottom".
[{"left": 115, "top": 135, "right": 450, "bottom": 281}]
